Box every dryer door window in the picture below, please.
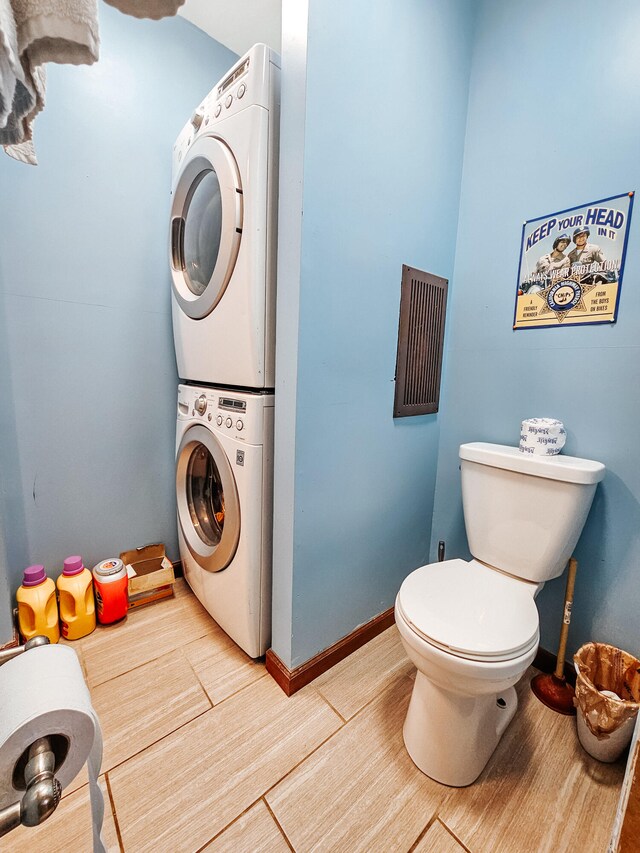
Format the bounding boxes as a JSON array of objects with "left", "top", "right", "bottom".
[
  {"left": 176, "top": 424, "right": 240, "bottom": 572},
  {"left": 170, "top": 135, "right": 243, "bottom": 320},
  {"left": 182, "top": 170, "right": 222, "bottom": 297}
]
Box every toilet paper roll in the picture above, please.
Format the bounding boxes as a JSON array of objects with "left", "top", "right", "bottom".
[
  {"left": 0, "top": 644, "right": 105, "bottom": 852},
  {"left": 519, "top": 417, "right": 566, "bottom": 456}
]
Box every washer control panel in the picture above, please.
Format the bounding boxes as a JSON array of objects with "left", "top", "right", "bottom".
[
  {"left": 177, "top": 384, "right": 273, "bottom": 445},
  {"left": 172, "top": 44, "right": 280, "bottom": 183}
]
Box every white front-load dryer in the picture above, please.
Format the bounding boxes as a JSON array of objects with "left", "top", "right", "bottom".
[
  {"left": 175, "top": 383, "right": 273, "bottom": 657},
  {"left": 170, "top": 44, "right": 280, "bottom": 389}
]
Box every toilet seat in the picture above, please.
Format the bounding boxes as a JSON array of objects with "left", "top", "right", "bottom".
[{"left": 396, "top": 559, "right": 539, "bottom": 662}]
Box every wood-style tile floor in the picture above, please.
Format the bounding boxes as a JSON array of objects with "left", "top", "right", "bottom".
[{"left": 6, "top": 580, "right": 625, "bottom": 852}]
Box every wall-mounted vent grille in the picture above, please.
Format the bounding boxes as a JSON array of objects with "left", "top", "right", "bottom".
[{"left": 393, "top": 265, "right": 448, "bottom": 418}]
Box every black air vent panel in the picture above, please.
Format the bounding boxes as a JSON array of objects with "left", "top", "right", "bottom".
[{"left": 393, "top": 265, "right": 448, "bottom": 417}]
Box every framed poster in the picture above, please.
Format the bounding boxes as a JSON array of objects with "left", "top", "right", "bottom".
[{"left": 514, "top": 192, "right": 634, "bottom": 329}]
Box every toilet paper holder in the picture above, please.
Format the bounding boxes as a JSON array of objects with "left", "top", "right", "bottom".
[{"left": 0, "top": 636, "right": 64, "bottom": 839}]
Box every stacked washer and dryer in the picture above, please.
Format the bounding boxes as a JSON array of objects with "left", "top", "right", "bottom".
[{"left": 170, "top": 45, "right": 280, "bottom": 658}]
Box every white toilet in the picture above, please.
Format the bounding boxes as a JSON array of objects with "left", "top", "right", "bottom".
[{"left": 395, "top": 441, "right": 605, "bottom": 787}]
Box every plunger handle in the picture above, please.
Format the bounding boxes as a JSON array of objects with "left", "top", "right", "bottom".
[{"left": 554, "top": 557, "right": 578, "bottom": 679}]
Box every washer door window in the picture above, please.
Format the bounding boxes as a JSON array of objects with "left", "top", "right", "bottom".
[
  {"left": 176, "top": 424, "right": 240, "bottom": 572},
  {"left": 170, "top": 136, "right": 243, "bottom": 320}
]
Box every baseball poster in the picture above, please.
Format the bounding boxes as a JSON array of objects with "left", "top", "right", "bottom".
[{"left": 514, "top": 192, "right": 634, "bottom": 329}]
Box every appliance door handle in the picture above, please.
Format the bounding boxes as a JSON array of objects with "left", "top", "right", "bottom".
[{"left": 171, "top": 217, "right": 185, "bottom": 271}]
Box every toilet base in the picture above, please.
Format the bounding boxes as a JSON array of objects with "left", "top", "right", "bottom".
[{"left": 403, "top": 671, "right": 518, "bottom": 787}]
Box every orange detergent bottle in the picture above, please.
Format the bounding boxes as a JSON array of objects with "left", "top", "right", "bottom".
[
  {"left": 57, "top": 555, "right": 96, "bottom": 640},
  {"left": 92, "top": 558, "right": 129, "bottom": 624},
  {"left": 16, "top": 565, "right": 60, "bottom": 643}
]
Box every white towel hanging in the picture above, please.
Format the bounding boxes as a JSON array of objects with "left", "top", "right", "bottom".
[
  {"left": 11, "top": 0, "right": 100, "bottom": 66},
  {"left": 0, "top": 0, "right": 25, "bottom": 128},
  {"left": 2, "top": 0, "right": 99, "bottom": 162},
  {"left": 102, "top": 0, "right": 185, "bottom": 20}
]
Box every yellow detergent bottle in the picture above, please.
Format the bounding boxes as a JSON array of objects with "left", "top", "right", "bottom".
[
  {"left": 57, "top": 555, "right": 96, "bottom": 640},
  {"left": 16, "top": 565, "right": 60, "bottom": 643}
]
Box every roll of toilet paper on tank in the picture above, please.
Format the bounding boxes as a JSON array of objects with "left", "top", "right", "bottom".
[
  {"left": 519, "top": 418, "right": 566, "bottom": 456},
  {"left": 0, "top": 643, "right": 105, "bottom": 852}
]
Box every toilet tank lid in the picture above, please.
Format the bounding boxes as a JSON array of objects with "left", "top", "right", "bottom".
[{"left": 459, "top": 442, "right": 605, "bottom": 485}]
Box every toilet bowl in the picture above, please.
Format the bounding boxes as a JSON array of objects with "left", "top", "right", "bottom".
[
  {"left": 395, "top": 441, "right": 605, "bottom": 788},
  {"left": 395, "top": 559, "right": 539, "bottom": 787}
]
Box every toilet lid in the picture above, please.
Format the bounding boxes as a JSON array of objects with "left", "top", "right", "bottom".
[{"left": 397, "top": 559, "right": 539, "bottom": 661}]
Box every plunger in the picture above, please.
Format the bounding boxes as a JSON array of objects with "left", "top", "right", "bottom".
[{"left": 531, "top": 556, "right": 578, "bottom": 715}]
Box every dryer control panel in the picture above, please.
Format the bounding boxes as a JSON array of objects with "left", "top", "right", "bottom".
[
  {"left": 172, "top": 43, "right": 281, "bottom": 183},
  {"left": 177, "top": 384, "right": 273, "bottom": 445}
]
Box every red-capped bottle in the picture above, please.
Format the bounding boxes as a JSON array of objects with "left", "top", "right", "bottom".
[{"left": 92, "top": 559, "right": 129, "bottom": 624}]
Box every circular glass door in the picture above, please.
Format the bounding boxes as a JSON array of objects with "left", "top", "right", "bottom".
[
  {"left": 183, "top": 170, "right": 222, "bottom": 297},
  {"left": 176, "top": 425, "right": 240, "bottom": 572},
  {"left": 170, "top": 135, "right": 243, "bottom": 320},
  {"left": 186, "top": 441, "right": 225, "bottom": 546}
]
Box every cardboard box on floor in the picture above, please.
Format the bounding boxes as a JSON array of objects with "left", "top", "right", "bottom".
[{"left": 120, "top": 544, "right": 175, "bottom": 609}]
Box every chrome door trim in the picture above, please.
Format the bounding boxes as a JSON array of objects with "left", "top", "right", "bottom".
[
  {"left": 176, "top": 424, "right": 240, "bottom": 572},
  {"left": 170, "top": 135, "right": 243, "bottom": 320}
]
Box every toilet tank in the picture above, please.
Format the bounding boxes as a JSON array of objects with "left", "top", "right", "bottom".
[{"left": 459, "top": 442, "right": 605, "bottom": 583}]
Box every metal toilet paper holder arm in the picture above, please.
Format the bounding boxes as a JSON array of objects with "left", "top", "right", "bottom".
[{"left": 0, "top": 636, "right": 63, "bottom": 839}]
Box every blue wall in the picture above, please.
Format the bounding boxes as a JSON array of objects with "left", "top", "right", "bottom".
[
  {"left": 431, "top": 0, "right": 640, "bottom": 660},
  {"left": 4, "top": 0, "right": 635, "bottom": 667},
  {"left": 0, "top": 5, "right": 236, "bottom": 635},
  {"left": 0, "top": 527, "right": 12, "bottom": 641},
  {"left": 272, "top": 0, "right": 477, "bottom": 667}
]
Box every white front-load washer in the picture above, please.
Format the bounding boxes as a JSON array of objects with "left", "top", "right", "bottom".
[
  {"left": 175, "top": 383, "right": 273, "bottom": 657},
  {"left": 170, "top": 44, "right": 280, "bottom": 389}
]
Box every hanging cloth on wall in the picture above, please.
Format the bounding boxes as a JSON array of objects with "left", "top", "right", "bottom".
[
  {"left": 11, "top": 0, "right": 99, "bottom": 66},
  {"left": 1, "top": 64, "right": 45, "bottom": 162},
  {"left": 0, "top": 0, "right": 24, "bottom": 127},
  {"left": 1, "top": 0, "right": 99, "bottom": 163},
  {"left": 1, "top": 0, "right": 183, "bottom": 165},
  {"left": 102, "top": 0, "right": 185, "bottom": 20}
]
